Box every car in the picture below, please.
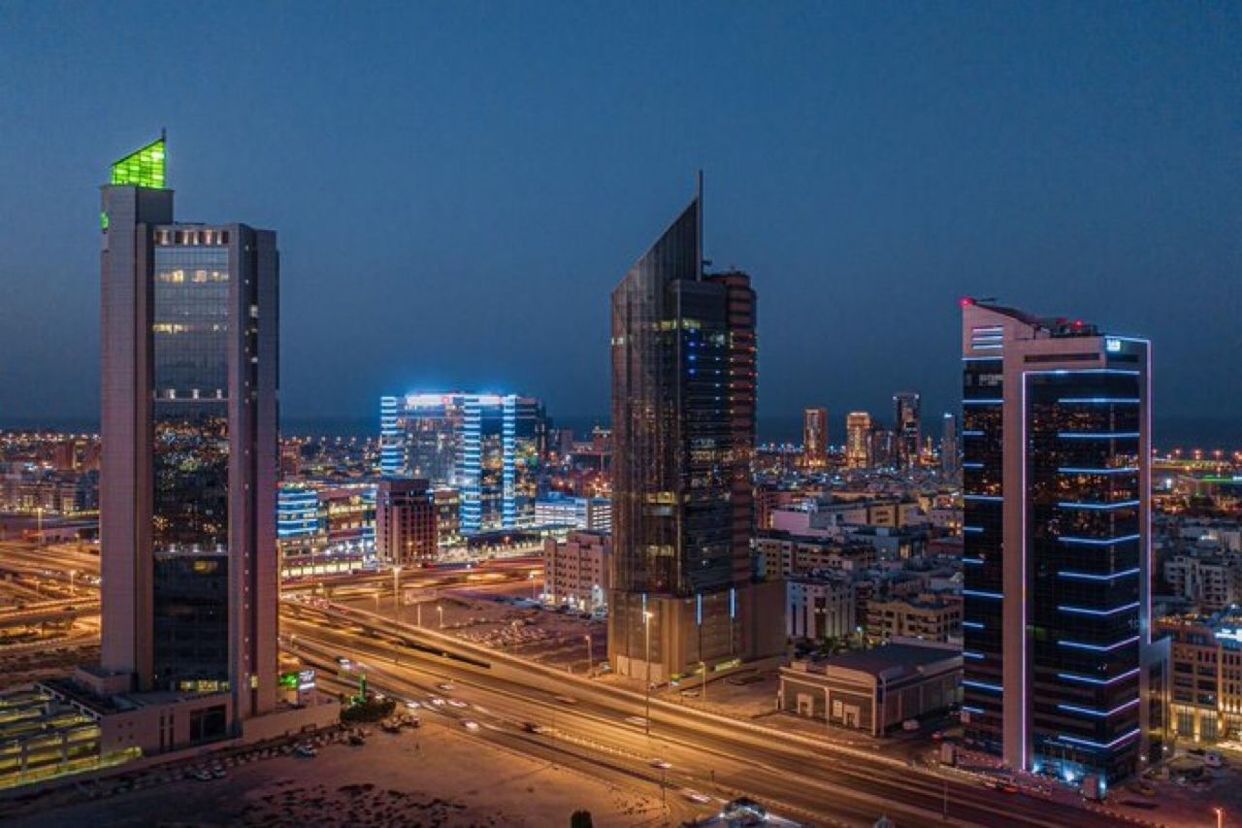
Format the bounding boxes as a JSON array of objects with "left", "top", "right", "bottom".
[
  {"left": 682, "top": 789, "right": 712, "bottom": 804},
  {"left": 336, "top": 657, "right": 353, "bottom": 669},
  {"left": 437, "top": 682, "right": 455, "bottom": 691},
  {"left": 192, "top": 769, "right": 213, "bottom": 782},
  {"left": 211, "top": 768, "right": 227, "bottom": 779},
  {"left": 1001, "top": 784, "right": 1019, "bottom": 795},
  {"left": 405, "top": 700, "right": 421, "bottom": 709},
  {"left": 462, "top": 720, "right": 480, "bottom": 731},
  {"left": 348, "top": 734, "right": 365, "bottom": 746},
  {"left": 522, "top": 722, "right": 548, "bottom": 734},
  {"left": 932, "top": 730, "right": 945, "bottom": 741},
  {"left": 553, "top": 695, "right": 577, "bottom": 705},
  {"left": 649, "top": 759, "right": 672, "bottom": 770},
  {"left": 295, "top": 744, "right": 317, "bottom": 758},
  {"left": 902, "top": 719, "right": 920, "bottom": 732},
  {"left": 429, "top": 697, "right": 446, "bottom": 706},
  {"left": 447, "top": 699, "right": 467, "bottom": 709},
  {"left": 625, "top": 716, "right": 649, "bottom": 727},
  {"left": 1206, "top": 752, "right": 1224, "bottom": 768}
]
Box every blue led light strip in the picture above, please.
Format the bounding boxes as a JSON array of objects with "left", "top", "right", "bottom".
[
  {"left": 1058, "top": 467, "right": 1138, "bottom": 475},
  {"left": 1058, "top": 533, "right": 1141, "bottom": 546},
  {"left": 963, "top": 399, "right": 1003, "bottom": 405},
  {"left": 1057, "top": 500, "right": 1141, "bottom": 511},
  {"left": 964, "top": 494, "right": 1003, "bottom": 502},
  {"left": 1058, "top": 432, "right": 1140, "bottom": 440},
  {"left": 1058, "top": 636, "right": 1139, "bottom": 652},
  {"left": 1057, "top": 667, "right": 1140, "bottom": 686},
  {"left": 1058, "top": 601, "right": 1140, "bottom": 617},
  {"left": 1058, "top": 398, "right": 1140, "bottom": 404},
  {"left": 962, "top": 621, "right": 985, "bottom": 630},
  {"left": 963, "top": 680, "right": 1003, "bottom": 692},
  {"left": 1057, "top": 699, "right": 1140, "bottom": 718},
  {"left": 1058, "top": 568, "right": 1140, "bottom": 582},
  {"left": 963, "top": 589, "right": 1003, "bottom": 599},
  {"left": 1057, "top": 728, "right": 1140, "bottom": 750}
]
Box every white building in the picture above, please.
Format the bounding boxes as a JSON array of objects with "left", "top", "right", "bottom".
[
  {"left": 787, "top": 574, "right": 856, "bottom": 641},
  {"left": 534, "top": 493, "right": 612, "bottom": 532},
  {"left": 543, "top": 531, "right": 611, "bottom": 611}
]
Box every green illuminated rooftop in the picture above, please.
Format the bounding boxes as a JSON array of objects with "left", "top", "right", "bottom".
[{"left": 110, "top": 136, "right": 166, "bottom": 189}]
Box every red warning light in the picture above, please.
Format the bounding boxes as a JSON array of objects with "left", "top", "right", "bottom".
[{"left": 959, "top": 297, "right": 976, "bottom": 308}]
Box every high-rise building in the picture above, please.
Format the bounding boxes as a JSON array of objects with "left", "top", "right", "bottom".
[
  {"left": 894, "top": 392, "right": 921, "bottom": 470},
  {"left": 98, "top": 135, "right": 279, "bottom": 724},
  {"left": 959, "top": 298, "right": 1166, "bottom": 784},
  {"left": 608, "top": 178, "right": 783, "bottom": 683},
  {"left": 376, "top": 478, "right": 437, "bottom": 567},
  {"left": 802, "top": 407, "right": 829, "bottom": 469},
  {"left": 379, "top": 392, "right": 547, "bottom": 534},
  {"left": 941, "top": 413, "right": 959, "bottom": 477},
  {"left": 845, "top": 412, "right": 872, "bottom": 469}
]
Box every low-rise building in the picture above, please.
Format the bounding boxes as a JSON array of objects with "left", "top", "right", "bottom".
[
  {"left": 1165, "top": 553, "right": 1242, "bottom": 611},
  {"left": 1156, "top": 612, "right": 1242, "bottom": 743},
  {"left": 777, "top": 639, "right": 962, "bottom": 735},
  {"left": 543, "top": 530, "right": 611, "bottom": 611},
  {"left": 865, "top": 593, "right": 962, "bottom": 643},
  {"left": 376, "top": 478, "right": 437, "bottom": 567},
  {"left": 534, "top": 492, "right": 612, "bottom": 532},
  {"left": 787, "top": 573, "right": 856, "bottom": 641}
]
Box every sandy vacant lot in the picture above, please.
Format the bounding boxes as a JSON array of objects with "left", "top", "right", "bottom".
[{"left": 8, "top": 721, "right": 671, "bottom": 828}]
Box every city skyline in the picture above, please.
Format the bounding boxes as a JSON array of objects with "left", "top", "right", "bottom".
[{"left": 1, "top": 4, "right": 1238, "bottom": 440}]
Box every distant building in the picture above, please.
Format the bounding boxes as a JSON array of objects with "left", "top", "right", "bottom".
[
  {"left": 376, "top": 478, "right": 437, "bottom": 567},
  {"left": 778, "top": 641, "right": 962, "bottom": 736},
  {"left": 1157, "top": 612, "right": 1242, "bottom": 743},
  {"left": 845, "top": 412, "right": 872, "bottom": 469},
  {"left": 787, "top": 575, "right": 856, "bottom": 641},
  {"left": 802, "top": 408, "right": 829, "bottom": 469},
  {"left": 544, "top": 531, "right": 611, "bottom": 611},
  {"left": 379, "top": 392, "right": 547, "bottom": 534},
  {"left": 940, "top": 413, "right": 959, "bottom": 477},
  {"left": 534, "top": 492, "right": 612, "bottom": 532},
  {"left": 865, "top": 594, "right": 962, "bottom": 644},
  {"left": 893, "top": 392, "right": 921, "bottom": 470},
  {"left": 1164, "top": 553, "right": 1242, "bottom": 612}
]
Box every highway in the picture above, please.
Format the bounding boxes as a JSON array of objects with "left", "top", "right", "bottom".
[{"left": 283, "top": 601, "right": 1125, "bottom": 828}]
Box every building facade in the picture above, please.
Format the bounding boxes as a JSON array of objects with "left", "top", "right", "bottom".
[
  {"left": 379, "top": 392, "right": 546, "bottom": 534},
  {"left": 893, "top": 392, "right": 921, "bottom": 470},
  {"left": 376, "top": 478, "right": 437, "bottom": 567},
  {"left": 959, "top": 298, "right": 1162, "bottom": 783},
  {"left": 99, "top": 136, "right": 278, "bottom": 726},
  {"left": 534, "top": 492, "right": 612, "bottom": 532},
  {"left": 941, "top": 413, "right": 959, "bottom": 478},
  {"left": 846, "top": 412, "right": 872, "bottom": 469},
  {"left": 544, "top": 530, "right": 612, "bottom": 611},
  {"left": 803, "top": 407, "right": 829, "bottom": 469},
  {"left": 787, "top": 575, "right": 856, "bottom": 641},
  {"left": 608, "top": 178, "right": 783, "bottom": 683}
]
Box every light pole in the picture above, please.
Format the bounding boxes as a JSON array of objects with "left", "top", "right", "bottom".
[
  {"left": 437, "top": 604, "right": 444, "bottom": 629},
  {"left": 699, "top": 660, "right": 707, "bottom": 703},
  {"left": 643, "top": 610, "right": 653, "bottom": 736},
  {"left": 68, "top": 570, "right": 75, "bottom": 597},
  {"left": 529, "top": 570, "right": 538, "bottom": 600},
  {"left": 416, "top": 601, "right": 422, "bottom": 628},
  {"left": 1216, "top": 807, "right": 1224, "bottom": 828},
  {"left": 35, "top": 507, "right": 43, "bottom": 548},
  {"left": 584, "top": 634, "right": 592, "bottom": 675},
  {"left": 392, "top": 565, "right": 402, "bottom": 625}
]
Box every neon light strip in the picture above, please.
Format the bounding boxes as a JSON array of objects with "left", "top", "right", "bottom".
[
  {"left": 1058, "top": 467, "right": 1138, "bottom": 475},
  {"left": 1058, "top": 601, "right": 1140, "bottom": 616},
  {"left": 1057, "top": 667, "right": 1140, "bottom": 686},
  {"left": 963, "top": 557, "right": 985, "bottom": 565},
  {"left": 964, "top": 589, "right": 1003, "bottom": 599},
  {"left": 1059, "top": 534, "right": 1141, "bottom": 546},
  {"left": 1058, "top": 568, "right": 1140, "bottom": 582},
  {"left": 1058, "top": 636, "right": 1139, "bottom": 652},
  {"left": 1058, "top": 432, "right": 1140, "bottom": 439},
  {"left": 963, "top": 525, "right": 984, "bottom": 533},
  {"left": 972, "top": 344, "right": 1003, "bottom": 350},
  {"left": 963, "top": 680, "right": 1003, "bottom": 692},
  {"left": 1057, "top": 500, "right": 1141, "bottom": 510},
  {"left": 964, "top": 494, "right": 1003, "bottom": 502},
  {"left": 962, "top": 621, "right": 985, "bottom": 630},
  {"left": 962, "top": 356, "right": 1002, "bottom": 362},
  {"left": 962, "top": 430, "right": 985, "bottom": 437},
  {"left": 1058, "top": 398, "right": 1140, "bottom": 404},
  {"left": 961, "top": 706, "right": 985, "bottom": 715},
  {"left": 962, "top": 462, "right": 984, "bottom": 469},
  {"left": 963, "top": 651, "right": 985, "bottom": 660},
  {"left": 963, "top": 399, "right": 1003, "bottom": 405},
  {"left": 1025, "top": 368, "right": 1139, "bottom": 376},
  {"left": 1057, "top": 728, "right": 1140, "bottom": 750},
  {"left": 1057, "top": 699, "right": 1140, "bottom": 718}
]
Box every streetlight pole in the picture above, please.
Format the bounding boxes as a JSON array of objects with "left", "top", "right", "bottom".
[
  {"left": 643, "top": 610, "right": 653, "bottom": 736},
  {"left": 437, "top": 604, "right": 444, "bottom": 629},
  {"left": 416, "top": 601, "right": 422, "bottom": 628},
  {"left": 1216, "top": 807, "right": 1224, "bottom": 828},
  {"left": 584, "top": 634, "right": 592, "bottom": 675},
  {"left": 392, "top": 565, "right": 402, "bottom": 626},
  {"left": 699, "top": 660, "right": 707, "bottom": 703}
]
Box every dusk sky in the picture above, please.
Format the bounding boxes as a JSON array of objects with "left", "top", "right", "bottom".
[{"left": 1, "top": 3, "right": 1238, "bottom": 441}]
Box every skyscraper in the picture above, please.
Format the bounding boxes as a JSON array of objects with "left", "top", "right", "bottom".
[
  {"left": 941, "top": 412, "right": 959, "bottom": 477},
  {"left": 379, "top": 392, "right": 546, "bottom": 534},
  {"left": 960, "top": 298, "right": 1165, "bottom": 784},
  {"left": 845, "top": 412, "right": 872, "bottom": 469},
  {"left": 802, "top": 407, "right": 829, "bottom": 469},
  {"left": 99, "top": 135, "right": 279, "bottom": 725},
  {"left": 894, "top": 392, "right": 921, "bottom": 470},
  {"left": 608, "top": 178, "right": 782, "bottom": 683}
]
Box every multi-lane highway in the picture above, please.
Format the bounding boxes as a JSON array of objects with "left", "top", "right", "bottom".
[{"left": 283, "top": 601, "right": 1123, "bottom": 828}]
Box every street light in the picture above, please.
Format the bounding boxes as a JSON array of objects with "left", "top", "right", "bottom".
[
  {"left": 529, "top": 570, "right": 538, "bottom": 601},
  {"left": 643, "top": 610, "right": 654, "bottom": 736},
  {"left": 392, "top": 565, "right": 402, "bottom": 625},
  {"left": 584, "top": 634, "right": 592, "bottom": 675},
  {"left": 68, "top": 569, "right": 75, "bottom": 597},
  {"left": 437, "top": 604, "right": 444, "bottom": 629},
  {"left": 699, "top": 660, "right": 707, "bottom": 703},
  {"left": 1216, "top": 807, "right": 1224, "bottom": 828}
]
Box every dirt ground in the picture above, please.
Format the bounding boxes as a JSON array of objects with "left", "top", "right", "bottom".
[{"left": 7, "top": 719, "right": 671, "bottom": 828}]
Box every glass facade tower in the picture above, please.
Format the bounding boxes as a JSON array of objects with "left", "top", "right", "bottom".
[
  {"left": 960, "top": 299, "right": 1162, "bottom": 784},
  {"left": 99, "top": 137, "right": 279, "bottom": 727}
]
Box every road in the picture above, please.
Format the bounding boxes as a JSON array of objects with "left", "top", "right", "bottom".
[{"left": 283, "top": 601, "right": 1122, "bottom": 828}]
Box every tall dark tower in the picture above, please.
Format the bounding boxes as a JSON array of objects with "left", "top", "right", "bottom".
[
  {"left": 608, "top": 178, "right": 782, "bottom": 684},
  {"left": 99, "top": 136, "right": 279, "bottom": 728},
  {"left": 959, "top": 298, "right": 1166, "bottom": 784}
]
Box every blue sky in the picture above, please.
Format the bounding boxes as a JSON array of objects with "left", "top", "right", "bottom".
[{"left": 0, "top": 2, "right": 1238, "bottom": 441}]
